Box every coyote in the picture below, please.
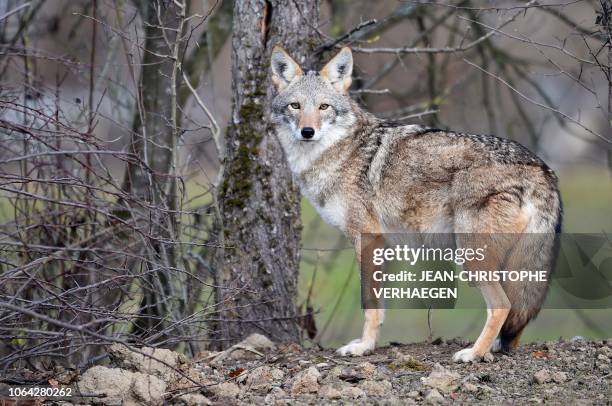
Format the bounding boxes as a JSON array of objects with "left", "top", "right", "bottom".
[{"left": 269, "top": 47, "right": 562, "bottom": 362}]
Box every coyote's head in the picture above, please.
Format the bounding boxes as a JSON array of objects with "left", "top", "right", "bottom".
[{"left": 270, "top": 47, "right": 356, "bottom": 144}]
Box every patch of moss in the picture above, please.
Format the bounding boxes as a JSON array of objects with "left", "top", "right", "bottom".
[
  {"left": 220, "top": 96, "right": 265, "bottom": 211},
  {"left": 306, "top": 37, "right": 318, "bottom": 51},
  {"left": 388, "top": 358, "right": 429, "bottom": 372}
]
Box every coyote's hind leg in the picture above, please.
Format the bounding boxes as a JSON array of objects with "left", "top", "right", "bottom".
[
  {"left": 453, "top": 197, "right": 529, "bottom": 362},
  {"left": 453, "top": 281, "right": 510, "bottom": 362}
]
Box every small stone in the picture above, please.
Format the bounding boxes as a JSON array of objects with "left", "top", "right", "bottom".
[
  {"left": 338, "top": 367, "right": 366, "bottom": 383},
  {"left": 229, "top": 333, "right": 276, "bottom": 360},
  {"left": 571, "top": 336, "right": 585, "bottom": 343},
  {"left": 551, "top": 371, "right": 567, "bottom": 383},
  {"left": 479, "top": 384, "right": 495, "bottom": 393},
  {"left": 533, "top": 369, "right": 551, "bottom": 384},
  {"left": 176, "top": 393, "right": 212, "bottom": 406},
  {"left": 462, "top": 382, "right": 478, "bottom": 392},
  {"left": 483, "top": 352, "right": 494, "bottom": 363},
  {"left": 246, "top": 366, "right": 285, "bottom": 393},
  {"left": 212, "top": 382, "right": 240, "bottom": 398},
  {"left": 425, "top": 389, "right": 445, "bottom": 405},
  {"left": 359, "top": 379, "right": 392, "bottom": 397},
  {"left": 264, "top": 387, "right": 286, "bottom": 404},
  {"left": 290, "top": 367, "right": 320, "bottom": 394},
  {"left": 408, "top": 390, "right": 420, "bottom": 398},
  {"left": 358, "top": 362, "right": 377, "bottom": 378},
  {"left": 597, "top": 354, "right": 609, "bottom": 362},
  {"left": 323, "top": 366, "right": 343, "bottom": 381},
  {"left": 340, "top": 385, "right": 366, "bottom": 399},
  {"left": 319, "top": 384, "right": 342, "bottom": 399},
  {"left": 421, "top": 363, "right": 460, "bottom": 393}
]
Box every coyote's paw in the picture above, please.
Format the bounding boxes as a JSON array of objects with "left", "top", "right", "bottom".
[
  {"left": 453, "top": 347, "right": 489, "bottom": 363},
  {"left": 336, "top": 339, "right": 374, "bottom": 356}
]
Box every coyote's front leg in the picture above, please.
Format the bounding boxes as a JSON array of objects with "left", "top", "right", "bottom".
[
  {"left": 337, "top": 234, "right": 385, "bottom": 356},
  {"left": 337, "top": 308, "right": 385, "bottom": 356}
]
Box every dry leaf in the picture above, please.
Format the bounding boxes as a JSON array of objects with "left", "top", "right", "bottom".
[
  {"left": 228, "top": 367, "right": 245, "bottom": 378},
  {"left": 531, "top": 351, "right": 549, "bottom": 359}
]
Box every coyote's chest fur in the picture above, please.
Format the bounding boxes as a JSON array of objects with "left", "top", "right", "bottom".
[
  {"left": 302, "top": 183, "right": 348, "bottom": 230},
  {"left": 279, "top": 129, "right": 352, "bottom": 231}
]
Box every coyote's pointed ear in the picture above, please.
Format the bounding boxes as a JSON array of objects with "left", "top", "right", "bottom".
[
  {"left": 320, "top": 47, "right": 353, "bottom": 93},
  {"left": 271, "top": 46, "right": 303, "bottom": 91}
]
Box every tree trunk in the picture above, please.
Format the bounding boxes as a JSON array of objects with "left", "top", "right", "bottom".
[
  {"left": 213, "top": 0, "right": 319, "bottom": 348},
  {"left": 122, "top": 0, "right": 182, "bottom": 206}
]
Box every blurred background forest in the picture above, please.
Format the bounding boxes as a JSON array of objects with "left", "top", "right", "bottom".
[{"left": 1, "top": 0, "right": 611, "bottom": 373}]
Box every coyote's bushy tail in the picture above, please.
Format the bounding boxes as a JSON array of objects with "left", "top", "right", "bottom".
[{"left": 498, "top": 184, "right": 562, "bottom": 352}]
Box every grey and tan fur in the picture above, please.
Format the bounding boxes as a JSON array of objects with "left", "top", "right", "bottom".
[{"left": 270, "top": 46, "right": 562, "bottom": 362}]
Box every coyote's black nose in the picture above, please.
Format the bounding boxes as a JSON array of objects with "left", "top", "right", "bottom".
[{"left": 301, "top": 127, "right": 315, "bottom": 139}]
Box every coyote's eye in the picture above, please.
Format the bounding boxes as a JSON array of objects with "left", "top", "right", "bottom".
[
  {"left": 289, "top": 102, "right": 300, "bottom": 109},
  {"left": 319, "top": 103, "right": 330, "bottom": 110}
]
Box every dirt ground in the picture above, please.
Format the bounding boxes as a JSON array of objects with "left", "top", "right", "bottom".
[{"left": 3, "top": 334, "right": 611, "bottom": 405}]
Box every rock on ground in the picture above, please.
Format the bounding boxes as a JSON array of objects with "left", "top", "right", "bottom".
[
  {"left": 108, "top": 344, "right": 186, "bottom": 379},
  {"left": 76, "top": 365, "right": 166, "bottom": 406},
  {"left": 245, "top": 365, "right": 285, "bottom": 393},
  {"left": 176, "top": 393, "right": 212, "bottom": 406},
  {"left": 359, "top": 379, "right": 392, "bottom": 397},
  {"left": 421, "top": 363, "right": 460, "bottom": 393},
  {"left": 290, "top": 366, "right": 320, "bottom": 394},
  {"left": 533, "top": 368, "right": 551, "bottom": 384},
  {"left": 210, "top": 382, "right": 241, "bottom": 399},
  {"left": 425, "top": 388, "right": 446, "bottom": 405}
]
